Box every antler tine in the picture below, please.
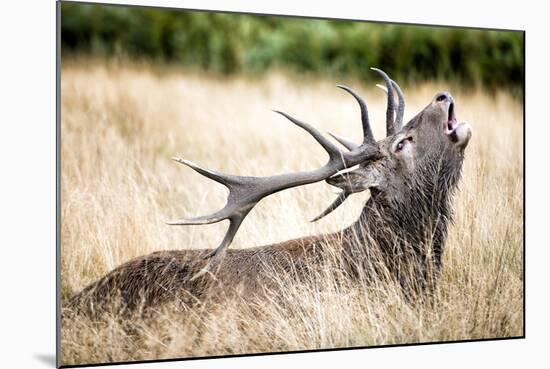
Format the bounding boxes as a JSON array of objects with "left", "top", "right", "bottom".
[
  {"left": 376, "top": 84, "right": 388, "bottom": 93},
  {"left": 336, "top": 85, "right": 375, "bottom": 144},
  {"left": 272, "top": 110, "right": 342, "bottom": 159},
  {"left": 310, "top": 191, "right": 350, "bottom": 222},
  {"left": 371, "top": 67, "right": 397, "bottom": 136},
  {"left": 375, "top": 80, "right": 405, "bottom": 128},
  {"left": 203, "top": 215, "right": 246, "bottom": 259},
  {"left": 188, "top": 215, "right": 248, "bottom": 281},
  {"left": 327, "top": 132, "right": 360, "bottom": 151},
  {"left": 166, "top": 213, "right": 226, "bottom": 226},
  {"left": 171, "top": 157, "right": 242, "bottom": 187},
  {"left": 391, "top": 80, "right": 405, "bottom": 128}
]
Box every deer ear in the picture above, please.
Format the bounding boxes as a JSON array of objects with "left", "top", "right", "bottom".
[{"left": 326, "top": 167, "right": 380, "bottom": 194}]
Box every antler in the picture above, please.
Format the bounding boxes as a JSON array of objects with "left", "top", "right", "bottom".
[
  {"left": 313, "top": 69, "right": 406, "bottom": 221},
  {"left": 169, "top": 109, "right": 379, "bottom": 262},
  {"left": 169, "top": 68, "right": 403, "bottom": 264}
]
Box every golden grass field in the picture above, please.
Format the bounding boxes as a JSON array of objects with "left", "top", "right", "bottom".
[{"left": 60, "top": 60, "right": 524, "bottom": 365}]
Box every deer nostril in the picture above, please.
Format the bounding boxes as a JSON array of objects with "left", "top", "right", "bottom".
[{"left": 436, "top": 94, "right": 448, "bottom": 102}]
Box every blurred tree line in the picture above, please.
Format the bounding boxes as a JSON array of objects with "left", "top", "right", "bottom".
[{"left": 61, "top": 2, "right": 523, "bottom": 94}]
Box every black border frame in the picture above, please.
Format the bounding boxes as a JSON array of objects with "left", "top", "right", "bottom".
[{"left": 55, "top": 1, "right": 526, "bottom": 367}]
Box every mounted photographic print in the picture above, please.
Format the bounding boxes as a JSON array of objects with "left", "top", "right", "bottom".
[{"left": 57, "top": 1, "right": 525, "bottom": 367}]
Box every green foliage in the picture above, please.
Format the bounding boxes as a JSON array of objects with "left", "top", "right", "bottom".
[{"left": 61, "top": 2, "right": 523, "bottom": 91}]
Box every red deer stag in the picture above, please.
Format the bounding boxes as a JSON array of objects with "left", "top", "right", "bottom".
[{"left": 66, "top": 68, "right": 472, "bottom": 316}]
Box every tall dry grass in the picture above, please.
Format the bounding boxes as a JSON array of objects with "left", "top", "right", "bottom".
[{"left": 60, "top": 60, "right": 523, "bottom": 366}]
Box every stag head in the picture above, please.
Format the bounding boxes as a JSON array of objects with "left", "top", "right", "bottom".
[
  {"left": 168, "top": 68, "right": 472, "bottom": 268},
  {"left": 323, "top": 88, "right": 472, "bottom": 214}
]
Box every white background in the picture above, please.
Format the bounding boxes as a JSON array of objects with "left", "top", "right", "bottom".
[{"left": 0, "top": 0, "right": 547, "bottom": 368}]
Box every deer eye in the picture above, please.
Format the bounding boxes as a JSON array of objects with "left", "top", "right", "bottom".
[
  {"left": 395, "top": 137, "right": 413, "bottom": 153},
  {"left": 396, "top": 140, "right": 405, "bottom": 152}
]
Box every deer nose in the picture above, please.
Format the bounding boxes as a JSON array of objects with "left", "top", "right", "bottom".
[{"left": 435, "top": 92, "right": 453, "bottom": 103}]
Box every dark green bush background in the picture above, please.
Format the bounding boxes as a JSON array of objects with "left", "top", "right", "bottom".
[{"left": 61, "top": 2, "right": 523, "bottom": 93}]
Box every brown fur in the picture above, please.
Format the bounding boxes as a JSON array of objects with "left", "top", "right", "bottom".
[{"left": 66, "top": 234, "right": 342, "bottom": 317}]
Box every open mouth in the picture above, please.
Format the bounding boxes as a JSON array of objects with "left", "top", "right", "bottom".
[
  {"left": 444, "top": 101, "right": 472, "bottom": 148},
  {"left": 445, "top": 102, "right": 459, "bottom": 135}
]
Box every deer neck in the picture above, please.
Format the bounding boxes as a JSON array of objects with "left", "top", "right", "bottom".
[
  {"left": 343, "top": 169, "right": 462, "bottom": 271},
  {"left": 355, "top": 148, "right": 464, "bottom": 265}
]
